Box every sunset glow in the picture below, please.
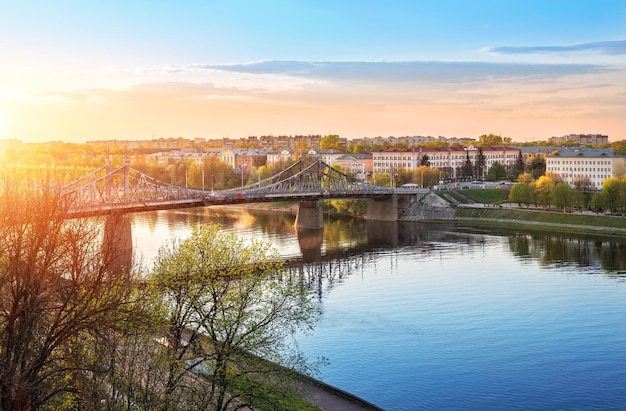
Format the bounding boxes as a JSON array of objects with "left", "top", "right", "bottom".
[{"left": 1, "top": 1, "right": 625, "bottom": 143}]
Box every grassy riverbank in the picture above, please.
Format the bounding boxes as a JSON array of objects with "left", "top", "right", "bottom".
[{"left": 453, "top": 206, "right": 626, "bottom": 236}]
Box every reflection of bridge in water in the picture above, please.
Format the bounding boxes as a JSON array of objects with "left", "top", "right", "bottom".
[
  {"left": 286, "top": 221, "right": 488, "bottom": 298},
  {"left": 287, "top": 221, "right": 626, "bottom": 297}
]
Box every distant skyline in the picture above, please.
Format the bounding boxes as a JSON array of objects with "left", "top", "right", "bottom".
[{"left": 1, "top": 1, "right": 625, "bottom": 143}]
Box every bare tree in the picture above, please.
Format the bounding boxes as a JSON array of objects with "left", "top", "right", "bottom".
[{"left": 0, "top": 178, "right": 143, "bottom": 410}]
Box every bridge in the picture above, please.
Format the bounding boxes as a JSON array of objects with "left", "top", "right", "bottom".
[{"left": 61, "top": 159, "right": 427, "bottom": 227}]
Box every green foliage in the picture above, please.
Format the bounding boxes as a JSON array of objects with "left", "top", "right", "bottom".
[
  {"left": 611, "top": 140, "right": 626, "bottom": 156},
  {"left": 319, "top": 135, "right": 345, "bottom": 151},
  {"left": 527, "top": 156, "right": 546, "bottom": 180},
  {"left": 460, "top": 188, "right": 509, "bottom": 204},
  {"left": 150, "top": 224, "right": 320, "bottom": 411},
  {"left": 476, "top": 134, "right": 512, "bottom": 146},
  {"left": 509, "top": 183, "right": 531, "bottom": 206},
  {"left": 487, "top": 161, "right": 506, "bottom": 181},
  {"left": 455, "top": 207, "right": 626, "bottom": 231},
  {"left": 551, "top": 182, "right": 573, "bottom": 210},
  {"left": 329, "top": 199, "right": 367, "bottom": 216}
]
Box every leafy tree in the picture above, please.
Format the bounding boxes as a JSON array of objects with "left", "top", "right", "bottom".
[
  {"left": 151, "top": 224, "right": 320, "bottom": 411},
  {"left": 487, "top": 161, "right": 506, "bottom": 181},
  {"left": 600, "top": 177, "right": 622, "bottom": 213},
  {"left": 610, "top": 140, "right": 626, "bottom": 156},
  {"left": 535, "top": 175, "right": 555, "bottom": 208},
  {"left": 477, "top": 134, "right": 511, "bottom": 146},
  {"left": 527, "top": 156, "right": 546, "bottom": 180},
  {"left": 319, "top": 135, "right": 345, "bottom": 151},
  {"left": 329, "top": 199, "right": 367, "bottom": 216},
  {"left": 551, "top": 182, "right": 573, "bottom": 211},
  {"left": 509, "top": 183, "right": 531, "bottom": 207},
  {"left": 517, "top": 172, "right": 534, "bottom": 184},
  {"left": 413, "top": 166, "right": 439, "bottom": 188}
]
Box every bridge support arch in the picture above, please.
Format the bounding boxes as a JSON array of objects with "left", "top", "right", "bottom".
[{"left": 294, "top": 200, "right": 324, "bottom": 230}]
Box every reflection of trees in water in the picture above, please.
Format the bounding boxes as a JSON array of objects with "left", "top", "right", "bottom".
[{"left": 508, "top": 233, "right": 626, "bottom": 275}]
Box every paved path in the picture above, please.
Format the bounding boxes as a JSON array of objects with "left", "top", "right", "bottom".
[{"left": 299, "top": 378, "right": 386, "bottom": 411}]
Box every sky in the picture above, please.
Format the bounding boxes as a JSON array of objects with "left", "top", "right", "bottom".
[{"left": 1, "top": 0, "right": 625, "bottom": 143}]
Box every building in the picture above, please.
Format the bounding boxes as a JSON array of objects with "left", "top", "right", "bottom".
[
  {"left": 266, "top": 149, "right": 296, "bottom": 165},
  {"left": 334, "top": 154, "right": 373, "bottom": 180},
  {"left": 221, "top": 149, "right": 268, "bottom": 171},
  {"left": 548, "top": 134, "right": 609, "bottom": 145},
  {"left": 147, "top": 150, "right": 217, "bottom": 167},
  {"left": 545, "top": 147, "right": 624, "bottom": 189},
  {"left": 371, "top": 146, "right": 520, "bottom": 177}
]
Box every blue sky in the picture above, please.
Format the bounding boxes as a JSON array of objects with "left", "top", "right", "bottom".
[{"left": 1, "top": 1, "right": 625, "bottom": 142}]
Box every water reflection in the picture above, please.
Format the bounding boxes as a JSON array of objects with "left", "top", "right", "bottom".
[
  {"left": 507, "top": 232, "right": 626, "bottom": 275},
  {"left": 130, "top": 207, "right": 626, "bottom": 278}
]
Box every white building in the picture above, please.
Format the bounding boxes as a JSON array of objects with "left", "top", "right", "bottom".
[
  {"left": 334, "top": 154, "right": 373, "bottom": 180},
  {"left": 545, "top": 147, "right": 625, "bottom": 189},
  {"left": 372, "top": 146, "right": 521, "bottom": 177}
]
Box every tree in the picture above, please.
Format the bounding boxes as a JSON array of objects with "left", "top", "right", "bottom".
[
  {"left": 527, "top": 156, "right": 546, "bottom": 180},
  {"left": 151, "top": 224, "right": 320, "bottom": 411},
  {"left": 319, "top": 135, "right": 345, "bottom": 151},
  {"left": 600, "top": 177, "right": 622, "bottom": 213},
  {"left": 477, "top": 133, "right": 511, "bottom": 146},
  {"left": 509, "top": 151, "right": 525, "bottom": 180},
  {"left": 487, "top": 161, "right": 506, "bottom": 181},
  {"left": 475, "top": 148, "right": 486, "bottom": 178},
  {"left": 509, "top": 183, "right": 529, "bottom": 207},
  {"left": 462, "top": 152, "right": 474, "bottom": 178},
  {"left": 517, "top": 172, "right": 534, "bottom": 184},
  {"left": 0, "top": 179, "right": 144, "bottom": 410},
  {"left": 611, "top": 140, "right": 626, "bottom": 156},
  {"left": 535, "top": 175, "right": 555, "bottom": 208},
  {"left": 551, "top": 182, "right": 573, "bottom": 211}
]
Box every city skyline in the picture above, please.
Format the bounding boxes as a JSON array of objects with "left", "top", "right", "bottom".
[{"left": 1, "top": 1, "right": 625, "bottom": 143}]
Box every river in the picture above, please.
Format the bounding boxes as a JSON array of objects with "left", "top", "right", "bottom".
[{"left": 129, "top": 206, "right": 626, "bottom": 411}]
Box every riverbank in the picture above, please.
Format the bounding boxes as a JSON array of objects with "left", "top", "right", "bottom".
[{"left": 392, "top": 191, "right": 626, "bottom": 238}]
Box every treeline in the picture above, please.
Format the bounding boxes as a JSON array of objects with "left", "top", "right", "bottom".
[{"left": 508, "top": 172, "right": 626, "bottom": 214}]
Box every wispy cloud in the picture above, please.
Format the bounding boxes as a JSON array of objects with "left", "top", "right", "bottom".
[
  {"left": 199, "top": 60, "right": 610, "bottom": 84},
  {"left": 483, "top": 40, "right": 626, "bottom": 56}
]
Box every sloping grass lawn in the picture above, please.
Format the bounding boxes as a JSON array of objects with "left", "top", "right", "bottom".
[
  {"left": 455, "top": 207, "right": 626, "bottom": 230},
  {"left": 460, "top": 189, "right": 510, "bottom": 204}
]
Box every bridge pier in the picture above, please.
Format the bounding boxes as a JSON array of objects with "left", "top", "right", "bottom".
[
  {"left": 367, "top": 195, "right": 398, "bottom": 221},
  {"left": 102, "top": 213, "right": 133, "bottom": 275},
  {"left": 295, "top": 227, "right": 324, "bottom": 262},
  {"left": 294, "top": 200, "right": 324, "bottom": 230}
]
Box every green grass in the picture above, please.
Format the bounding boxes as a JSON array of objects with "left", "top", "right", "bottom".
[
  {"left": 458, "top": 189, "right": 510, "bottom": 204},
  {"left": 454, "top": 207, "right": 626, "bottom": 231}
]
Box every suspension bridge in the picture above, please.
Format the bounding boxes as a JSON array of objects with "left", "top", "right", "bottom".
[{"left": 60, "top": 160, "right": 422, "bottom": 224}]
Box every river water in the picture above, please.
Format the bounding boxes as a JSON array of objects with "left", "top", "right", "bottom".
[{"left": 129, "top": 206, "right": 626, "bottom": 411}]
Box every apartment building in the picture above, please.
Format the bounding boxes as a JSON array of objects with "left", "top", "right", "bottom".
[
  {"left": 545, "top": 147, "right": 625, "bottom": 189},
  {"left": 334, "top": 154, "right": 373, "bottom": 180},
  {"left": 372, "top": 145, "right": 520, "bottom": 177},
  {"left": 549, "top": 134, "right": 609, "bottom": 145}
]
